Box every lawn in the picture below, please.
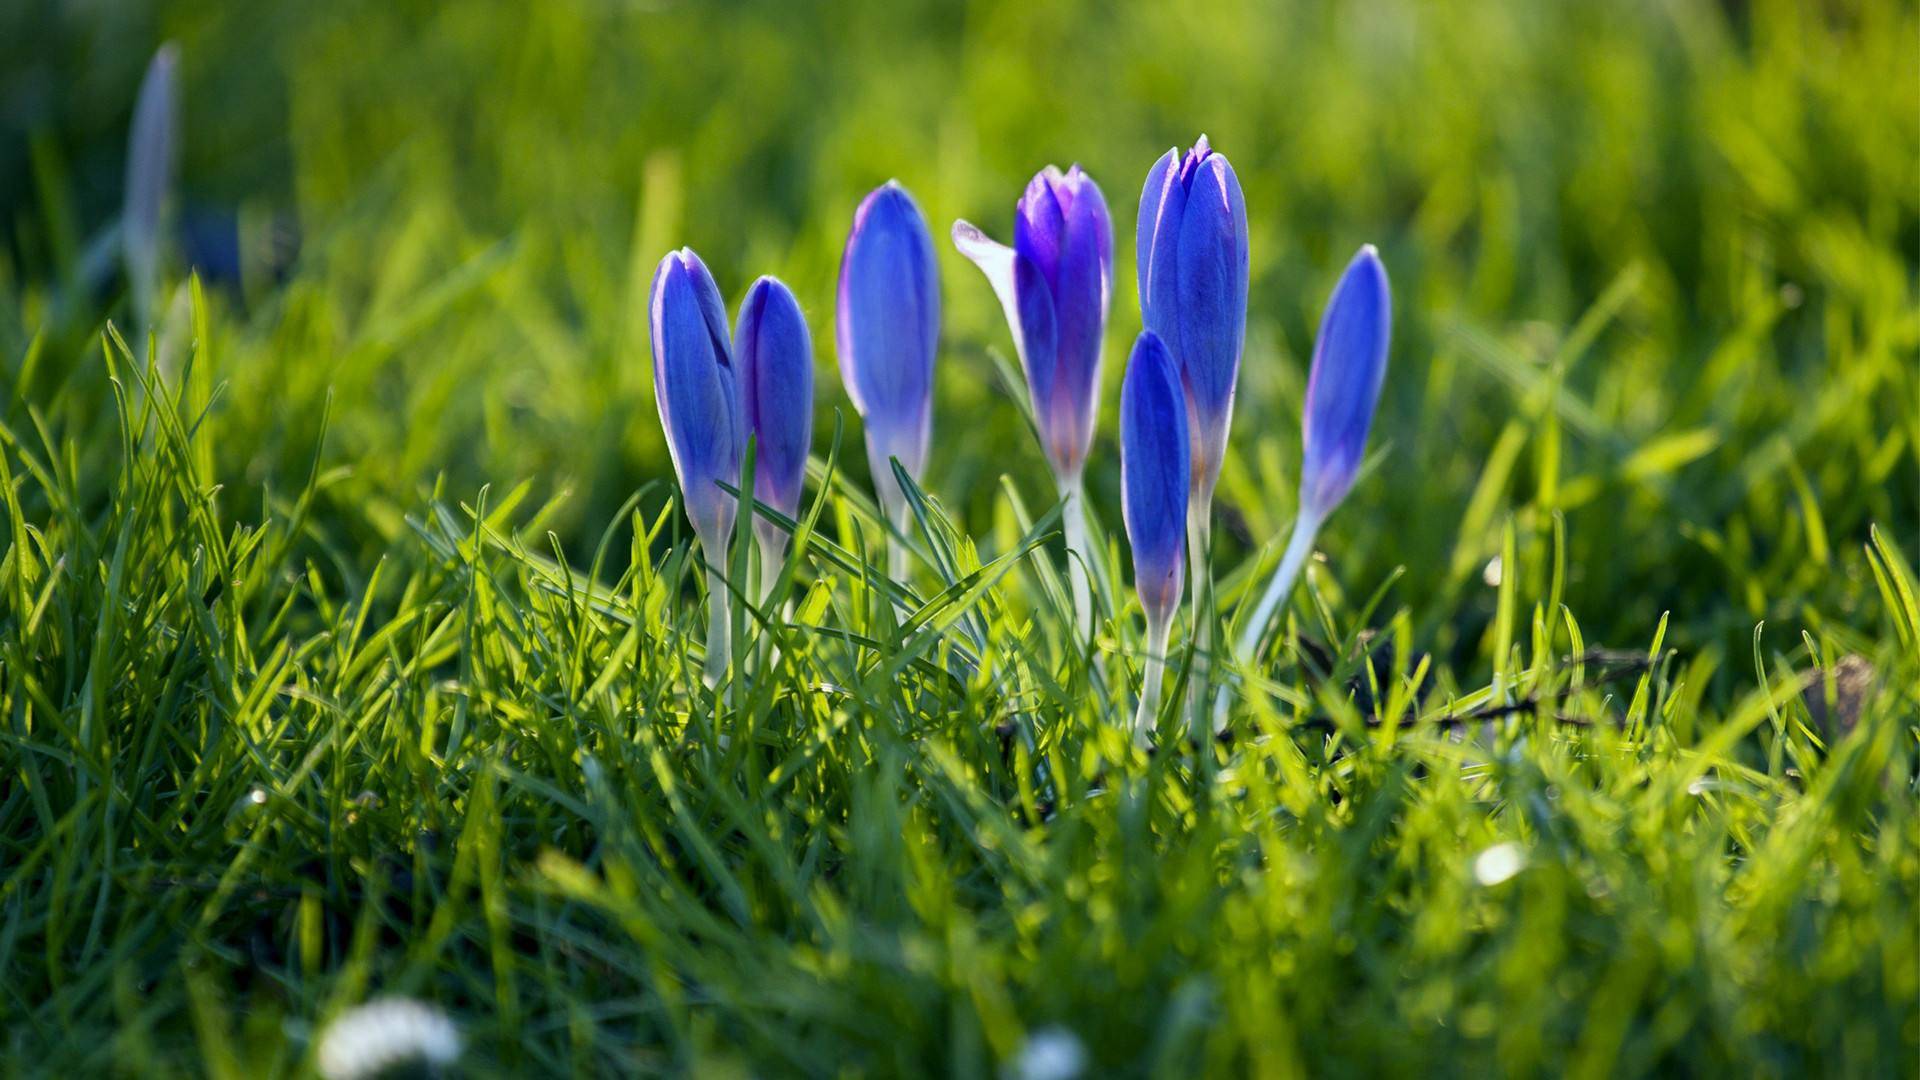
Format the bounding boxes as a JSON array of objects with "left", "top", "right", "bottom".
[{"left": 1, "top": 0, "right": 1916, "bottom": 1075}]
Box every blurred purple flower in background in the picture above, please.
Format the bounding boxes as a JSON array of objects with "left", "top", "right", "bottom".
[{"left": 123, "top": 42, "right": 179, "bottom": 331}]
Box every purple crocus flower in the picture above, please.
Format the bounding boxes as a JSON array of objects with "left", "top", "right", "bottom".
[
  {"left": 953, "top": 165, "right": 1113, "bottom": 637},
  {"left": 1136, "top": 135, "right": 1249, "bottom": 505},
  {"left": 1120, "top": 331, "right": 1189, "bottom": 743},
  {"left": 650, "top": 248, "right": 743, "bottom": 551},
  {"left": 735, "top": 275, "right": 814, "bottom": 567},
  {"left": 1299, "top": 245, "right": 1392, "bottom": 519},
  {"left": 837, "top": 181, "right": 940, "bottom": 546},
  {"left": 952, "top": 165, "right": 1113, "bottom": 485}
]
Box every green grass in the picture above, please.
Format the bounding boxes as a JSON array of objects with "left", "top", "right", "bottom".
[{"left": 2, "top": 0, "right": 1917, "bottom": 1075}]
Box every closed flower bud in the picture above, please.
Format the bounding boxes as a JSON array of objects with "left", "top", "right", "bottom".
[
  {"left": 650, "top": 248, "right": 743, "bottom": 550},
  {"left": 953, "top": 165, "right": 1113, "bottom": 484},
  {"left": 735, "top": 275, "right": 813, "bottom": 559},
  {"left": 1121, "top": 332, "right": 1190, "bottom": 626},
  {"left": 1228, "top": 245, "right": 1393, "bottom": 682},
  {"left": 837, "top": 181, "right": 940, "bottom": 524},
  {"left": 1136, "top": 135, "right": 1249, "bottom": 503},
  {"left": 1299, "top": 245, "right": 1391, "bottom": 518}
]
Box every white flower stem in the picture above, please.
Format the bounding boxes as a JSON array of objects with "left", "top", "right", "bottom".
[
  {"left": 888, "top": 539, "right": 908, "bottom": 583},
  {"left": 878, "top": 489, "right": 916, "bottom": 630},
  {"left": 1183, "top": 502, "right": 1214, "bottom": 738},
  {"left": 1132, "top": 610, "right": 1172, "bottom": 747},
  {"left": 1059, "top": 478, "right": 1093, "bottom": 644},
  {"left": 755, "top": 531, "right": 786, "bottom": 670},
  {"left": 703, "top": 564, "right": 730, "bottom": 690},
  {"left": 886, "top": 499, "right": 911, "bottom": 585},
  {"left": 869, "top": 446, "right": 913, "bottom": 596},
  {"left": 1212, "top": 508, "right": 1322, "bottom": 732},
  {"left": 1235, "top": 510, "right": 1322, "bottom": 662},
  {"left": 755, "top": 531, "right": 785, "bottom": 610}
]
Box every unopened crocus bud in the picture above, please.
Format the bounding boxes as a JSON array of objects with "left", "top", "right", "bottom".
[
  {"left": 650, "top": 248, "right": 743, "bottom": 551},
  {"left": 1228, "top": 245, "right": 1393, "bottom": 692},
  {"left": 124, "top": 43, "right": 180, "bottom": 331},
  {"left": 736, "top": 276, "right": 813, "bottom": 562},
  {"left": 1121, "top": 331, "right": 1190, "bottom": 743},
  {"left": 1136, "top": 135, "right": 1248, "bottom": 504},
  {"left": 953, "top": 165, "right": 1113, "bottom": 484},
  {"left": 837, "top": 181, "right": 940, "bottom": 531},
  {"left": 1122, "top": 332, "right": 1190, "bottom": 626},
  {"left": 1299, "top": 245, "right": 1391, "bottom": 519}
]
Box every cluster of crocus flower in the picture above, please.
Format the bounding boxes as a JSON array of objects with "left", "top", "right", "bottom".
[
  {"left": 1133, "top": 136, "right": 1250, "bottom": 727},
  {"left": 649, "top": 141, "right": 1392, "bottom": 744}
]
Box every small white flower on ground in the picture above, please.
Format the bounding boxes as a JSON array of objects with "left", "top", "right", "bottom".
[
  {"left": 1473, "top": 842, "right": 1525, "bottom": 886},
  {"left": 1011, "top": 1025, "right": 1087, "bottom": 1080},
  {"left": 1482, "top": 555, "right": 1503, "bottom": 587},
  {"left": 316, "top": 997, "right": 461, "bottom": 1080}
]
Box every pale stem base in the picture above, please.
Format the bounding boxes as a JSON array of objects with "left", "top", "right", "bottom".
[
  {"left": 703, "top": 565, "right": 731, "bottom": 691},
  {"left": 867, "top": 440, "right": 915, "bottom": 592},
  {"left": 885, "top": 499, "right": 911, "bottom": 585},
  {"left": 1059, "top": 479, "right": 1093, "bottom": 644},
  {"left": 1213, "top": 509, "right": 1322, "bottom": 731},
  {"left": 888, "top": 536, "right": 909, "bottom": 584},
  {"left": 878, "top": 487, "right": 914, "bottom": 624},
  {"left": 1183, "top": 503, "right": 1215, "bottom": 738},
  {"left": 1132, "top": 612, "right": 1172, "bottom": 747},
  {"left": 755, "top": 530, "right": 787, "bottom": 669},
  {"left": 1236, "top": 510, "right": 1322, "bottom": 661},
  {"left": 755, "top": 531, "right": 786, "bottom": 610}
]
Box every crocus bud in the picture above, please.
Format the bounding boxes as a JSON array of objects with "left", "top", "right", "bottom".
[
  {"left": 124, "top": 43, "right": 180, "bottom": 331},
  {"left": 952, "top": 165, "right": 1113, "bottom": 484},
  {"left": 1225, "top": 245, "right": 1393, "bottom": 679},
  {"left": 650, "top": 248, "right": 743, "bottom": 550},
  {"left": 1136, "top": 136, "right": 1249, "bottom": 503},
  {"left": 735, "top": 275, "right": 814, "bottom": 559},
  {"left": 837, "top": 181, "right": 940, "bottom": 522},
  {"left": 1121, "top": 332, "right": 1190, "bottom": 626},
  {"left": 1299, "top": 245, "right": 1391, "bottom": 519}
]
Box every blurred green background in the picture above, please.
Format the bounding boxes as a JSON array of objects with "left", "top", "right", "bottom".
[
  {"left": 2, "top": 1, "right": 1918, "bottom": 1073},
  {"left": 4, "top": 0, "right": 1915, "bottom": 672}
]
